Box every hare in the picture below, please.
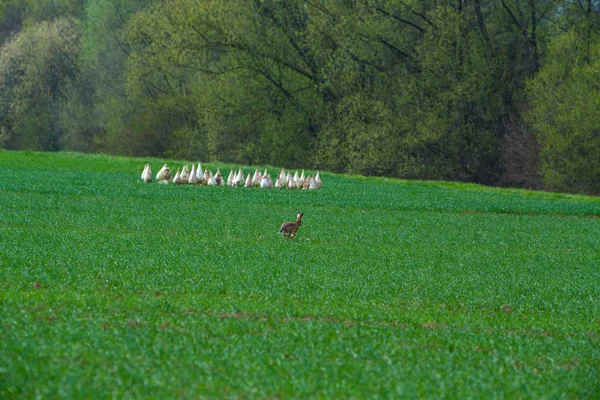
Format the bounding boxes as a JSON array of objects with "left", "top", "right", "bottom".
[{"left": 279, "top": 212, "right": 304, "bottom": 238}]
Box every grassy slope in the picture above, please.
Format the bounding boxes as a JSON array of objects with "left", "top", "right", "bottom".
[{"left": 0, "top": 150, "right": 599, "bottom": 398}]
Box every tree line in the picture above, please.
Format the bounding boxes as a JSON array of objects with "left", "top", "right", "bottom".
[{"left": 1, "top": 0, "right": 599, "bottom": 194}]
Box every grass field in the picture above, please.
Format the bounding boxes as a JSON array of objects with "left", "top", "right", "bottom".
[{"left": 0, "top": 150, "right": 599, "bottom": 398}]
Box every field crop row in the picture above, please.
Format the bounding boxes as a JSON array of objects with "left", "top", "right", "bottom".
[{"left": 0, "top": 150, "right": 598, "bottom": 398}]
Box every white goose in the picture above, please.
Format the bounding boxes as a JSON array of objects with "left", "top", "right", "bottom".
[
  {"left": 156, "top": 164, "right": 171, "bottom": 183},
  {"left": 309, "top": 175, "right": 317, "bottom": 190},
  {"left": 260, "top": 171, "right": 271, "bottom": 189},
  {"left": 302, "top": 175, "right": 312, "bottom": 189},
  {"left": 141, "top": 163, "right": 152, "bottom": 183},
  {"left": 188, "top": 164, "right": 198, "bottom": 184},
  {"left": 287, "top": 176, "right": 297, "bottom": 189},
  {"left": 180, "top": 165, "right": 190, "bottom": 183},
  {"left": 206, "top": 170, "right": 216, "bottom": 186},
  {"left": 173, "top": 168, "right": 183, "bottom": 185},
  {"left": 215, "top": 169, "right": 224, "bottom": 186},
  {"left": 252, "top": 169, "right": 262, "bottom": 187},
  {"left": 280, "top": 169, "right": 288, "bottom": 187},
  {"left": 196, "top": 163, "right": 205, "bottom": 184},
  {"left": 275, "top": 175, "right": 283, "bottom": 189},
  {"left": 265, "top": 169, "right": 273, "bottom": 188},
  {"left": 298, "top": 169, "right": 306, "bottom": 188},
  {"left": 244, "top": 173, "right": 253, "bottom": 187},
  {"left": 235, "top": 168, "right": 245, "bottom": 186}
]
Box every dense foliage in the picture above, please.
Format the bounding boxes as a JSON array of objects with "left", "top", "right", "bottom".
[{"left": 0, "top": 1, "right": 599, "bottom": 194}]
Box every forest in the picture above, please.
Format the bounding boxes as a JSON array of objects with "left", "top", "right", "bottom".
[{"left": 0, "top": 0, "right": 599, "bottom": 194}]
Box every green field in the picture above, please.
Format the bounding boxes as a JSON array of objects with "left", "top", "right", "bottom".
[{"left": 0, "top": 150, "right": 599, "bottom": 398}]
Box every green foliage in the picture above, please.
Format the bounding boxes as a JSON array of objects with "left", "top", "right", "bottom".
[
  {"left": 0, "top": 0, "right": 22, "bottom": 45},
  {"left": 19, "top": 0, "right": 82, "bottom": 23},
  {"left": 0, "top": 18, "right": 80, "bottom": 150},
  {"left": 397, "top": 5, "right": 502, "bottom": 182},
  {"left": 0, "top": 150, "right": 599, "bottom": 397},
  {"left": 527, "top": 19, "right": 600, "bottom": 194},
  {"left": 0, "top": 0, "right": 83, "bottom": 43},
  {"left": 123, "top": 0, "right": 325, "bottom": 165},
  {"left": 70, "top": 0, "right": 157, "bottom": 155},
  {"left": 0, "top": 1, "right": 599, "bottom": 194}
]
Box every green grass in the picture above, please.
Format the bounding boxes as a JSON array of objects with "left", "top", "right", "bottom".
[{"left": 1, "top": 150, "right": 599, "bottom": 398}]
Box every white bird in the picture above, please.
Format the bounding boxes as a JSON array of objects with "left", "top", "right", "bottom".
[
  {"left": 298, "top": 169, "right": 306, "bottom": 188},
  {"left": 188, "top": 164, "right": 198, "bottom": 184},
  {"left": 279, "top": 169, "right": 288, "bottom": 187},
  {"left": 235, "top": 168, "right": 245, "bottom": 186},
  {"left": 227, "top": 169, "right": 235, "bottom": 187},
  {"left": 244, "top": 173, "right": 253, "bottom": 187},
  {"left": 215, "top": 169, "right": 224, "bottom": 186},
  {"left": 156, "top": 164, "right": 171, "bottom": 183},
  {"left": 180, "top": 165, "right": 190, "bottom": 183},
  {"left": 141, "top": 163, "right": 152, "bottom": 183},
  {"left": 287, "top": 176, "right": 297, "bottom": 189},
  {"left": 301, "top": 175, "right": 310, "bottom": 190},
  {"left": 252, "top": 169, "right": 261, "bottom": 187},
  {"left": 315, "top": 171, "right": 322, "bottom": 188},
  {"left": 196, "top": 163, "right": 204, "bottom": 184},
  {"left": 173, "top": 168, "right": 183, "bottom": 185},
  {"left": 275, "top": 176, "right": 283, "bottom": 189},
  {"left": 293, "top": 170, "right": 299, "bottom": 186},
  {"left": 206, "top": 170, "right": 216, "bottom": 186},
  {"left": 260, "top": 171, "right": 270, "bottom": 188}
]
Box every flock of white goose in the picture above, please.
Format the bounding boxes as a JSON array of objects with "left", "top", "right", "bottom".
[{"left": 140, "top": 163, "right": 323, "bottom": 190}]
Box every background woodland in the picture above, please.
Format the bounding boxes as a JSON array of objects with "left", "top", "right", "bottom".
[{"left": 0, "top": 0, "right": 599, "bottom": 194}]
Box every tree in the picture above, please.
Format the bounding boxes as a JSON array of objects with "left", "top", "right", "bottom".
[
  {"left": 1, "top": 0, "right": 597, "bottom": 195},
  {"left": 124, "top": 0, "right": 325, "bottom": 164},
  {"left": 0, "top": 18, "right": 80, "bottom": 150},
  {"left": 527, "top": 9, "right": 600, "bottom": 194},
  {"left": 58, "top": 0, "right": 155, "bottom": 154}
]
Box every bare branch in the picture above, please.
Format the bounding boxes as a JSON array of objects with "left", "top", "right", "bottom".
[
  {"left": 473, "top": 0, "right": 490, "bottom": 43},
  {"left": 394, "top": 0, "right": 438, "bottom": 29},
  {"left": 372, "top": 6, "right": 426, "bottom": 33},
  {"left": 501, "top": 0, "right": 528, "bottom": 38}
]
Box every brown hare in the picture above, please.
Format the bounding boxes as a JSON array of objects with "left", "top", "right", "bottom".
[{"left": 279, "top": 212, "right": 303, "bottom": 238}]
